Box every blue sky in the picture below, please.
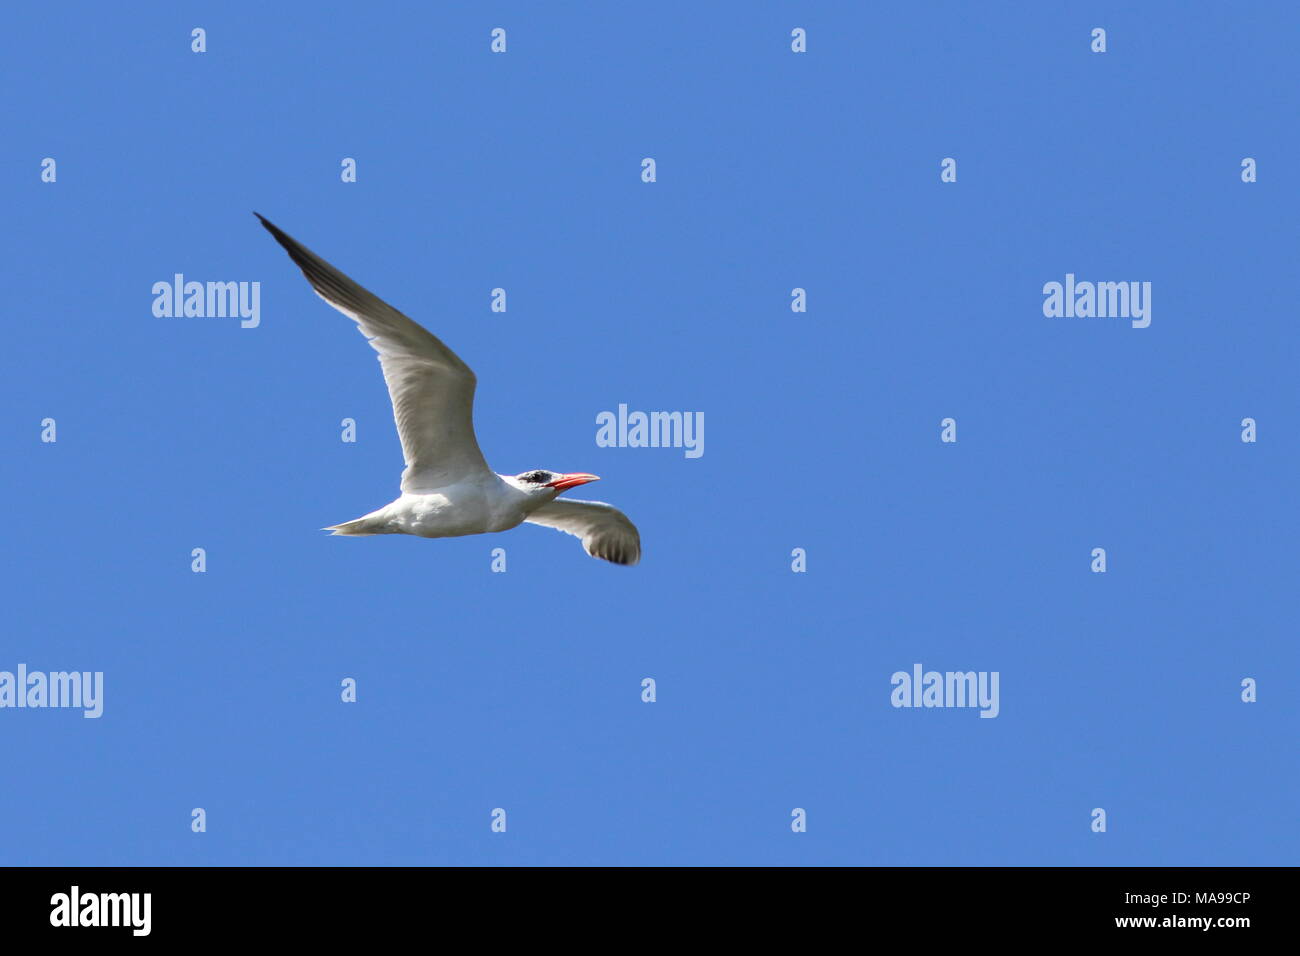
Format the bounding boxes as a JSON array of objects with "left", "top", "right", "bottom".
[{"left": 3, "top": 1, "right": 1297, "bottom": 866}]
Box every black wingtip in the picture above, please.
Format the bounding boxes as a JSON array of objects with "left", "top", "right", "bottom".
[{"left": 254, "top": 213, "right": 295, "bottom": 251}]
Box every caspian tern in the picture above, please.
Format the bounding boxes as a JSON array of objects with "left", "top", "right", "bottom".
[{"left": 256, "top": 214, "right": 641, "bottom": 565}]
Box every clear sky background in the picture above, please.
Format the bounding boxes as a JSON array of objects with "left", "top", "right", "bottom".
[{"left": 3, "top": 2, "right": 1297, "bottom": 866}]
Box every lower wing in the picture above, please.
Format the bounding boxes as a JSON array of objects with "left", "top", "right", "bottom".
[{"left": 524, "top": 499, "right": 641, "bottom": 566}]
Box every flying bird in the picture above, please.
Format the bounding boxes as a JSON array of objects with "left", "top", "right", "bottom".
[{"left": 255, "top": 214, "right": 641, "bottom": 565}]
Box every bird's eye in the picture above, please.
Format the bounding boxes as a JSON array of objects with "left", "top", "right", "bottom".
[{"left": 522, "top": 471, "right": 550, "bottom": 484}]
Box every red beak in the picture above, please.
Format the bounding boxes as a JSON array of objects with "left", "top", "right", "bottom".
[{"left": 547, "top": 472, "right": 600, "bottom": 491}]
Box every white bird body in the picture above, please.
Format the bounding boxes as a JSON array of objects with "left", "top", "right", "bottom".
[
  {"left": 257, "top": 214, "right": 641, "bottom": 565},
  {"left": 331, "top": 479, "right": 536, "bottom": 538}
]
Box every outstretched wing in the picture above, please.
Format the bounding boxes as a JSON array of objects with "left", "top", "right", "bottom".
[
  {"left": 524, "top": 499, "right": 641, "bottom": 566},
  {"left": 257, "top": 214, "right": 491, "bottom": 492}
]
